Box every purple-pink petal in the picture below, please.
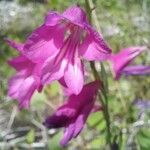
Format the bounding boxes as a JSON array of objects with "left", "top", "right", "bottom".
[
  {"left": 62, "top": 5, "right": 88, "bottom": 28},
  {"left": 8, "top": 55, "right": 34, "bottom": 71},
  {"left": 23, "top": 24, "right": 65, "bottom": 63},
  {"left": 60, "top": 123, "right": 75, "bottom": 146},
  {"left": 64, "top": 57, "right": 84, "bottom": 95},
  {"left": 44, "top": 81, "right": 100, "bottom": 146},
  {"left": 79, "top": 34, "right": 110, "bottom": 61},
  {"left": 8, "top": 72, "right": 26, "bottom": 99},
  {"left": 8, "top": 72, "right": 37, "bottom": 109},
  {"left": 7, "top": 5, "right": 112, "bottom": 98},
  {"left": 45, "top": 11, "right": 61, "bottom": 26},
  {"left": 122, "top": 65, "right": 150, "bottom": 76},
  {"left": 18, "top": 76, "right": 37, "bottom": 109},
  {"left": 6, "top": 41, "right": 43, "bottom": 109},
  {"left": 41, "top": 55, "right": 67, "bottom": 84},
  {"left": 5, "top": 38, "right": 24, "bottom": 52},
  {"left": 109, "top": 46, "right": 146, "bottom": 79},
  {"left": 73, "top": 103, "right": 93, "bottom": 138}
]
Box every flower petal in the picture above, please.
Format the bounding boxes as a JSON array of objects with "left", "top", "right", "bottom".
[
  {"left": 109, "top": 46, "right": 146, "bottom": 79},
  {"left": 60, "top": 123, "right": 75, "bottom": 146},
  {"left": 44, "top": 81, "right": 100, "bottom": 146},
  {"left": 122, "top": 65, "right": 150, "bottom": 76},
  {"left": 62, "top": 5, "right": 88, "bottom": 28},
  {"left": 73, "top": 103, "right": 93, "bottom": 138},
  {"left": 56, "top": 107, "right": 76, "bottom": 117},
  {"left": 45, "top": 11, "right": 61, "bottom": 26},
  {"left": 41, "top": 55, "right": 67, "bottom": 84},
  {"left": 8, "top": 55, "right": 34, "bottom": 71},
  {"left": 79, "top": 25, "right": 112, "bottom": 61},
  {"left": 59, "top": 78, "right": 74, "bottom": 96},
  {"left": 18, "top": 76, "right": 37, "bottom": 109},
  {"left": 64, "top": 58, "right": 84, "bottom": 95},
  {"left": 24, "top": 24, "right": 65, "bottom": 63},
  {"left": 5, "top": 38, "right": 24, "bottom": 52},
  {"left": 8, "top": 72, "right": 37, "bottom": 109},
  {"left": 44, "top": 113, "right": 70, "bottom": 129},
  {"left": 8, "top": 72, "right": 26, "bottom": 99}
]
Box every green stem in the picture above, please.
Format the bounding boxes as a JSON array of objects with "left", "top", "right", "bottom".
[
  {"left": 85, "top": 0, "right": 112, "bottom": 149},
  {"left": 90, "top": 61, "right": 99, "bottom": 80},
  {"left": 90, "top": 62, "right": 112, "bottom": 149}
]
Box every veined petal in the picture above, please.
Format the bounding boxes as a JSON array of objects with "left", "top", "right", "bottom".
[
  {"left": 41, "top": 55, "right": 67, "bottom": 84},
  {"left": 24, "top": 24, "right": 65, "bottom": 63},
  {"left": 64, "top": 58, "right": 84, "bottom": 95},
  {"left": 85, "top": 25, "right": 111, "bottom": 52},
  {"left": 5, "top": 38, "right": 24, "bottom": 52},
  {"left": 8, "top": 72, "right": 37, "bottom": 109},
  {"left": 8, "top": 72, "right": 26, "bottom": 99},
  {"left": 18, "top": 76, "right": 37, "bottom": 109},
  {"left": 62, "top": 5, "right": 88, "bottom": 28},
  {"left": 8, "top": 55, "right": 34, "bottom": 71},
  {"left": 79, "top": 25, "right": 112, "bottom": 61}
]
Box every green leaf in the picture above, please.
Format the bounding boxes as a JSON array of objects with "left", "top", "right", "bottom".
[
  {"left": 49, "top": 82, "right": 60, "bottom": 97},
  {"left": 88, "top": 112, "right": 106, "bottom": 132},
  {"left": 51, "top": 0, "right": 59, "bottom": 7},
  {"left": 89, "top": 135, "right": 106, "bottom": 149},
  {"left": 48, "top": 132, "right": 64, "bottom": 150},
  {"left": 26, "top": 129, "right": 35, "bottom": 144},
  {"left": 87, "top": 112, "right": 103, "bottom": 127},
  {"left": 137, "top": 127, "right": 150, "bottom": 150},
  {"left": 46, "top": 82, "right": 60, "bottom": 97},
  {"left": 31, "top": 91, "right": 46, "bottom": 109}
]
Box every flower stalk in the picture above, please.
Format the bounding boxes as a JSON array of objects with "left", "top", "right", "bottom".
[{"left": 85, "top": 0, "right": 112, "bottom": 149}]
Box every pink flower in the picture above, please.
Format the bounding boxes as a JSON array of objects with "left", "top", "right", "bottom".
[
  {"left": 6, "top": 39, "right": 42, "bottom": 109},
  {"left": 109, "top": 46, "right": 146, "bottom": 80},
  {"left": 43, "top": 81, "right": 101, "bottom": 146},
  {"left": 22, "top": 5, "right": 111, "bottom": 94}
]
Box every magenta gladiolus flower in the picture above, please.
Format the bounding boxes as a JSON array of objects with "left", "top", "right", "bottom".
[
  {"left": 109, "top": 46, "right": 146, "bottom": 79},
  {"left": 22, "top": 5, "right": 111, "bottom": 95},
  {"left": 6, "top": 39, "right": 43, "bottom": 109},
  {"left": 43, "top": 81, "right": 101, "bottom": 146},
  {"left": 121, "top": 65, "right": 150, "bottom": 76}
]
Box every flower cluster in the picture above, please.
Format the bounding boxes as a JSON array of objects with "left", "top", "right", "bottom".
[{"left": 6, "top": 5, "right": 150, "bottom": 146}]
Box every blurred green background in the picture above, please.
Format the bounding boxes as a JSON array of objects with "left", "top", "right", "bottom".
[{"left": 0, "top": 0, "right": 150, "bottom": 149}]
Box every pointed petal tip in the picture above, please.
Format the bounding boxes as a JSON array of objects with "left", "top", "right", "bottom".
[{"left": 4, "top": 38, "right": 24, "bottom": 52}]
